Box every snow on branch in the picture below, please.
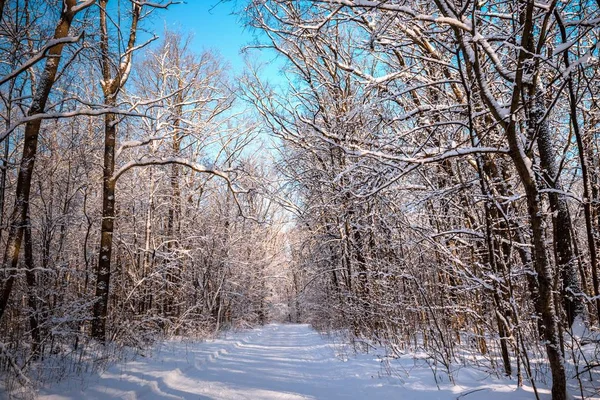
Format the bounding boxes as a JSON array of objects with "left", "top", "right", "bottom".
[
  {"left": 0, "top": 34, "right": 84, "bottom": 86},
  {"left": 112, "top": 156, "right": 231, "bottom": 183},
  {"left": 72, "top": 0, "right": 97, "bottom": 14},
  {"left": 296, "top": 115, "right": 508, "bottom": 165},
  {"left": 131, "top": 0, "right": 181, "bottom": 8},
  {"left": 115, "top": 134, "right": 170, "bottom": 158},
  {"left": 318, "top": 0, "right": 473, "bottom": 31},
  {"left": 349, "top": 146, "right": 510, "bottom": 166},
  {"left": 112, "top": 157, "right": 259, "bottom": 222},
  {"left": 0, "top": 108, "right": 145, "bottom": 143}
]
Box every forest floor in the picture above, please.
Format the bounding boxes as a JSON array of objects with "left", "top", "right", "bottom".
[{"left": 31, "top": 324, "right": 553, "bottom": 399}]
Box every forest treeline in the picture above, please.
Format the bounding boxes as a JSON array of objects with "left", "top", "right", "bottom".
[{"left": 1, "top": 1, "right": 600, "bottom": 399}]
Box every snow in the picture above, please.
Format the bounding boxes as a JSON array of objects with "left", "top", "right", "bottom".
[
  {"left": 553, "top": 40, "right": 577, "bottom": 56},
  {"left": 32, "top": 324, "right": 552, "bottom": 400}
]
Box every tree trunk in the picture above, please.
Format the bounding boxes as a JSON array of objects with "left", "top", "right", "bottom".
[
  {"left": 91, "top": 101, "right": 117, "bottom": 341},
  {"left": 505, "top": 65, "right": 568, "bottom": 400},
  {"left": 529, "top": 93, "right": 583, "bottom": 327},
  {"left": 24, "top": 217, "right": 41, "bottom": 358},
  {"left": 0, "top": 104, "right": 10, "bottom": 247},
  {"left": 0, "top": 0, "right": 6, "bottom": 22},
  {"left": 91, "top": 0, "right": 141, "bottom": 342}
]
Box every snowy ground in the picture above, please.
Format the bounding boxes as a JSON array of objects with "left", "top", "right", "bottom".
[{"left": 34, "top": 324, "right": 551, "bottom": 399}]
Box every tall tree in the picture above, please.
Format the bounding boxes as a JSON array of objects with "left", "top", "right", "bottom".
[{"left": 92, "top": 0, "right": 147, "bottom": 342}]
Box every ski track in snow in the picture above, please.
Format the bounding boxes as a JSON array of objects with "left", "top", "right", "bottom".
[{"left": 37, "top": 324, "right": 550, "bottom": 399}]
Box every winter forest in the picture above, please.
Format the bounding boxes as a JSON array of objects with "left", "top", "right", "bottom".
[{"left": 1, "top": 0, "right": 600, "bottom": 399}]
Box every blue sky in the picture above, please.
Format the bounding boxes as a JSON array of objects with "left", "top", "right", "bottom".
[{"left": 149, "top": 1, "right": 280, "bottom": 77}]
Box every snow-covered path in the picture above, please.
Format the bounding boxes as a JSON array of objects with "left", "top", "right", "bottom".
[
  {"left": 39, "top": 324, "right": 404, "bottom": 399},
  {"left": 38, "top": 324, "right": 546, "bottom": 399}
]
